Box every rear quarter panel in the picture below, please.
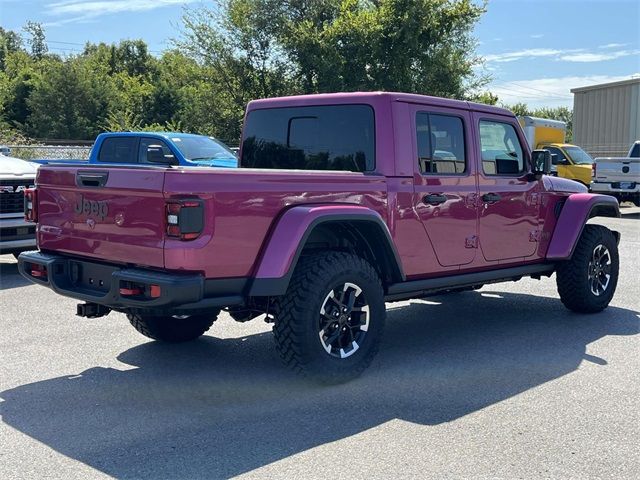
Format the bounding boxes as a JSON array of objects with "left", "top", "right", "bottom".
[{"left": 163, "top": 169, "right": 388, "bottom": 278}]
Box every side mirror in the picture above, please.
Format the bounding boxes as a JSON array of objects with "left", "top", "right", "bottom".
[
  {"left": 531, "top": 149, "right": 551, "bottom": 176},
  {"left": 147, "top": 145, "right": 177, "bottom": 165}
]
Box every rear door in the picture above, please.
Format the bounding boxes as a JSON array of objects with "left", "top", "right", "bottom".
[
  {"left": 36, "top": 165, "right": 167, "bottom": 267},
  {"left": 473, "top": 113, "right": 540, "bottom": 262},
  {"left": 411, "top": 105, "right": 478, "bottom": 267}
]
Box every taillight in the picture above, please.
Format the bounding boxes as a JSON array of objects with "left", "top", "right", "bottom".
[
  {"left": 30, "top": 263, "right": 47, "bottom": 280},
  {"left": 166, "top": 199, "right": 204, "bottom": 240},
  {"left": 24, "top": 188, "right": 37, "bottom": 222},
  {"left": 592, "top": 162, "right": 596, "bottom": 178}
]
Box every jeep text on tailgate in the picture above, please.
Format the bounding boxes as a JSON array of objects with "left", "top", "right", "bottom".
[{"left": 19, "top": 92, "right": 621, "bottom": 383}]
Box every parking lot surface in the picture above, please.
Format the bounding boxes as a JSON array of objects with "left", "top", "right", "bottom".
[{"left": 1, "top": 207, "right": 639, "bottom": 479}]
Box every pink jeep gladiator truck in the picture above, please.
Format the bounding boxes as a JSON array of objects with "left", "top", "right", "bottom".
[{"left": 19, "top": 92, "right": 620, "bottom": 383}]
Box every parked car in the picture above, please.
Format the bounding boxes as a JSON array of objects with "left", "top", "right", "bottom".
[
  {"left": 31, "top": 132, "right": 238, "bottom": 168},
  {"left": 0, "top": 155, "right": 37, "bottom": 257},
  {"left": 518, "top": 116, "right": 593, "bottom": 187},
  {"left": 591, "top": 141, "right": 640, "bottom": 205},
  {"left": 19, "top": 92, "right": 620, "bottom": 383}
]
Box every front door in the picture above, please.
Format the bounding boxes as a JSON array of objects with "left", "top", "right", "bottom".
[
  {"left": 412, "top": 106, "right": 478, "bottom": 267},
  {"left": 473, "top": 113, "right": 541, "bottom": 262}
]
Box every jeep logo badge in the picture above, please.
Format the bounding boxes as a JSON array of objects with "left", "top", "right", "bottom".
[{"left": 74, "top": 195, "right": 108, "bottom": 220}]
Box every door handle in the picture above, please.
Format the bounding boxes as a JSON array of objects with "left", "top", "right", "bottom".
[
  {"left": 423, "top": 193, "right": 447, "bottom": 205},
  {"left": 482, "top": 193, "right": 501, "bottom": 203}
]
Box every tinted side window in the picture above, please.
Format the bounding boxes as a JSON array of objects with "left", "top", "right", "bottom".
[
  {"left": 139, "top": 138, "right": 173, "bottom": 164},
  {"left": 630, "top": 143, "right": 640, "bottom": 158},
  {"left": 98, "top": 137, "right": 138, "bottom": 163},
  {"left": 416, "top": 113, "right": 466, "bottom": 174},
  {"left": 479, "top": 121, "right": 525, "bottom": 175},
  {"left": 241, "top": 105, "right": 375, "bottom": 172},
  {"left": 543, "top": 146, "right": 566, "bottom": 165}
]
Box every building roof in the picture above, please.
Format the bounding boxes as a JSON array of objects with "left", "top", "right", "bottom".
[{"left": 571, "top": 77, "right": 640, "bottom": 94}]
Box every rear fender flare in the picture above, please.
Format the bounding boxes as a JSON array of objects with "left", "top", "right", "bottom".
[
  {"left": 547, "top": 193, "right": 620, "bottom": 260},
  {"left": 248, "top": 205, "right": 404, "bottom": 297}
]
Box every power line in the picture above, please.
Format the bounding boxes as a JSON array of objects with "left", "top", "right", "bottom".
[
  {"left": 508, "top": 81, "right": 574, "bottom": 99},
  {"left": 491, "top": 83, "right": 572, "bottom": 100},
  {"left": 490, "top": 83, "right": 573, "bottom": 101},
  {"left": 47, "top": 39, "right": 165, "bottom": 54}
]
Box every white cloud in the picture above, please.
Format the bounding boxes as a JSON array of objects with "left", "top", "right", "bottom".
[
  {"left": 45, "top": 0, "right": 197, "bottom": 24},
  {"left": 599, "top": 43, "right": 627, "bottom": 49},
  {"left": 484, "top": 48, "right": 565, "bottom": 63},
  {"left": 489, "top": 73, "right": 640, "bottom": 108},
  {"left": 484, "top": 46, "right": 639, "bottom": 64},
  {"left": 530, "top": 34, "right": 544, "bottom": 39},
  {"left": 560, "top": 50, "right": 639, "bottom": 62}
]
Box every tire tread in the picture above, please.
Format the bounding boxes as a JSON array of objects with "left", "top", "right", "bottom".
[
  {"left": 556, "top": 224, "right": 618, "bottom": 313},
  {"left": 273, "top": 251, "right": 384, "bottom": 383}
]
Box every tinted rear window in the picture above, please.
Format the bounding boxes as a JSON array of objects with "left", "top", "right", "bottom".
[
  {"left": 241, "top": 105, "right": 375, "bottom": 171},
  {"left": 98, "top": 137, "right": 138, "bottom": 163}
]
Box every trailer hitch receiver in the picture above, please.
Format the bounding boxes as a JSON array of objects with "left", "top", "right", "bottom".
[{"left": 77, "top": 302, "right": 111, "bottom": 319}]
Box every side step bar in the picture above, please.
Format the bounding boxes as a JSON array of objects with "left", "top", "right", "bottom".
[{"left": 385, "top": 263, "right": 555, "bottom": 302}]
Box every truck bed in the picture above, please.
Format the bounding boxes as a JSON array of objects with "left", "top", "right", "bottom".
[{"left": 35, "top": 164, "right": 388, "bottom": 278}]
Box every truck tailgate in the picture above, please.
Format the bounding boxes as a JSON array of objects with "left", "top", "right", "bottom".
[
  {"left": 36, "top": 166, "right": 167, "bottom": 268},
  {"left": 594, "top": 157, "right": 640, "bottom": 183}
]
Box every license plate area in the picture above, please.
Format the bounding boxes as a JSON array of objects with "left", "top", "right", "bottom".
[{"left": 69, "top": 260, "right": 115, "bottom": 294}]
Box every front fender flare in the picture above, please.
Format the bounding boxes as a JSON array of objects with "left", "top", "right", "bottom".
[
  {"left": 248, "top": 205, "right": 403, "bottom": 297},
  {"left": 547, "top": 193, "right": 619, "bottom": 260}
]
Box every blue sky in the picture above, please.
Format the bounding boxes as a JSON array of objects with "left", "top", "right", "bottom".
[{"left": 2, "top": 0, "right": 639, "bottom": 108}]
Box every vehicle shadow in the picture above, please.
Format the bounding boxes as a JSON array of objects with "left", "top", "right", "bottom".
[
  {"left": 620, "top": 209, "right": 640, "bottom": 219},
  {"left": 0, "top": 259, "right": 30, "bottom": 290},
  {"left": 618, "top": 203, "right": 640, "bottom": 216},
  {"left": 1, "top": 291, "right": 638, "bottom": 478}
]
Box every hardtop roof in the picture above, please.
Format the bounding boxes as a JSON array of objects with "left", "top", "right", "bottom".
[{"left": 247, "top": 91, "right": 513, "bottom": 116}]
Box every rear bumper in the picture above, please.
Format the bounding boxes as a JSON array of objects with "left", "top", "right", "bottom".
[
  {"left": 17, "top": 251, "right": 245, "bottom": 312},
  {"left": 590, "top": 182, "right": 640, "bottom": 194}
]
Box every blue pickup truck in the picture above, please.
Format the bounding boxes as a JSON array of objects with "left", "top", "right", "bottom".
[{"left": 32, "top": 132, "right": 238, "bottom": 168}]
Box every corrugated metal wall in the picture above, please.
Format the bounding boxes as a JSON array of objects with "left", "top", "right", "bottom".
[{"left": 572, "top": 79, "right": 640, "bottom": 158}]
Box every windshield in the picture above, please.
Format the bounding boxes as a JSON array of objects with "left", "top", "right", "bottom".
[
  {"left": 564, "top": 146, "right": 593, "bottom": 165},
  {"left": 169, "top": 136, "right": 236, "bottom": 162}
]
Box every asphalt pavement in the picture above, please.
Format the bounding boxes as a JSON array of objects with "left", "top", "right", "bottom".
[{"left": 1, "top": 207, "right": 639, "bottom": 479}]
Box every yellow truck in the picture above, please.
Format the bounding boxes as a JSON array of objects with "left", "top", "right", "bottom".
[{"left": 518, "top": 116, "right": 593, "bottom": 187}]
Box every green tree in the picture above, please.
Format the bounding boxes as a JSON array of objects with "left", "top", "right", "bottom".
[
  {"left": 1, "top": 50, "right": 36, "bottom": 130},
  {"left": 23, "top": 22, "right": 48, "bottom": 59},
  {"left": 0, "top": 27, "right": 24, "bottom": 71},
  {"left": 26, "top": 55, "right": 115, "bottom": 139},
  {"left": 176, "top": 0, "right": 488, "bottom": 142}
]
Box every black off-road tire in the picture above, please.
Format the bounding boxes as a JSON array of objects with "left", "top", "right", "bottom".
[
  {"left": 556, "top": 224, "right": 619, "bottom": 313},
  {"left": 126, "top": 311, "right": 219, "bottom": 342},
  {"left": 273, "top": 251, "right": 386, "bottom": 384}
]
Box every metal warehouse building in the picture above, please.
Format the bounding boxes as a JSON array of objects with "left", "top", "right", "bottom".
[{"left": 571, "top": 77, "right": 640, "bottom": 158}]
